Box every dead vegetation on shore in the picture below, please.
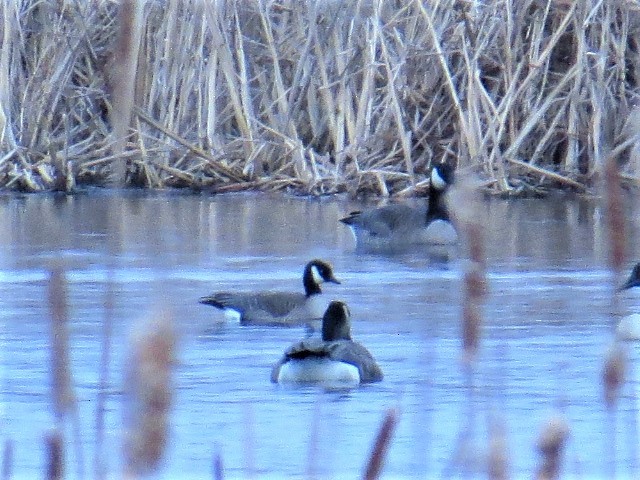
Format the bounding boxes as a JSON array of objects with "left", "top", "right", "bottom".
[{"left": 1, "top": 0, "right": 640, "bottom": 195}]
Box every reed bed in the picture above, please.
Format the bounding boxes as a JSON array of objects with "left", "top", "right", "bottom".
[{"left": 2, "top": 0, "right": 640, "bottom": 194}]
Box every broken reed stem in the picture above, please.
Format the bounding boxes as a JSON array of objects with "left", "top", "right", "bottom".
[
  {"left": 362, "top": 408, "right": 399, "bottom": 480},
  {"left": 123, "top": 308, "right": 176, "bottom": 478},
  {"left": 534, "top": 414, "right": 570, "bottom": 480}
]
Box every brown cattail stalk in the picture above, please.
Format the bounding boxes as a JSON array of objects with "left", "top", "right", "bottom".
[
  {"left": 48, "top": 267, "right": 85, "bottom": 477},
  {"left": 362, "top": 408, "right": 399, "bottom": 480},
  {"left": 449, "top": 175, "right": 487, "bottom": 364},
  {"left": 94, "top": 265, "right": 116, "bottom": 480},
  {"left": 604, "top": 154, "right": 625, "bottom": 276},
  {"left": 602, "top": 135, "right": 627, "bottom": 409},
  {"left": 534, "top": 414, "right": 570, "bottom": 480},
  {"left": 108, "top": 0, "right": 144, "bottom": 186},
  {"left": 602, "top": 342, "right": 627, "bottom": 410},
  {"left": 122, "top": 308, "right": 176, "bottom": 477},
  {"left": 45, "top": 429, "right": 64, "bottom": 480}
]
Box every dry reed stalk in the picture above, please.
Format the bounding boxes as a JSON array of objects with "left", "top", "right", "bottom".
[
  {"left": 135, "top": 108, "right": 247, "bottom": 183},
  {"left": 0, "top": 3, "right": 17, "bottom": 151},
  {"left": 48, "top": 267, "right": 86, "bottom": 477},
  {"left": 362, "top": 408, "right": 399, "bottom": 480},
  {"left": 601, "top": 141, "right": 627, "bottom": 410},
  {"left": 2, "top": 1, "right": 640, "bottom": 193},
  {"left": 534, "top": 414, "right": 570, "bottom": 480},
  {"left": 122, "top": 308, "right": 176, "bottom": 477},
  {"left": 604, "top": 153, "right": 626, "bottom": 277},
  {"left": 94, "top": 265, "right": 116, "bottom": 480},
  {"left": 602, "top": 342, "right": 627, "bottom": 410},
  {"left": 45, "top": 428, "right": 64, "bottom": 480},
  {"left": 109, "top": 0, "right": 144, "bottom": 186},
  {"left": 449, "top": 175, "right": 487, "bottom": 363}
]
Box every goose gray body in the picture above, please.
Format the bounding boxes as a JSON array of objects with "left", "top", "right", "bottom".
[
  {"left": 271, "top": 301, "right": 383, "bottom": 385},
  {"left": 199, "top": 259, "right": 340, "bottom": 327},
  {"left": 617, "top": 262, "right": 640, "bottom": 340},
  {"left": 340, "top": 164, "right": 458, "bottom": 253}
]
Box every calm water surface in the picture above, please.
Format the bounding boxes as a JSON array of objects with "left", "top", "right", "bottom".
[{"left": 2, "top": 191, "right": 640, "bottom": 478}]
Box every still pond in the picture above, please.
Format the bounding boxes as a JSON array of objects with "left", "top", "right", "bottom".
[{"left": 1, "top": 191, "right": 640, "bottom": 478}]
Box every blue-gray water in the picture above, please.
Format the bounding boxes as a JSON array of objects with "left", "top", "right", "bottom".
[{"left": 1, "top": 192, "right": 640, "bottom": 478}]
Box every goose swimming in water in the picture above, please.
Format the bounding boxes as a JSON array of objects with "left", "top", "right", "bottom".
[
  {"left": 339, "top": 163, "right": 458, "bottom": 253},
  {"left": 271, "top": 301, "right": 383, "bottom": 385},
  {"left": 199, "top": 259, "right": 341, "bottom": 328}
]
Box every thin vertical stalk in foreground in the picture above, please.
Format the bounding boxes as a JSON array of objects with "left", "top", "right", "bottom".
[
  {"left": 601, "top": 151, "right": 632, "bottom": 478},
  {"left": 48, "top": 267, "right": 84, "bottom": 478},
  {"left": 451, "top": 177, "right": 487, "bottom": 365},
  {"left": 109, "top": 0, "right": 144, "bottom": 186},
  {"left": 446, "top": 174, "right": 489, "bottom": 475},
  {"left": 534, "top": 414, "right": 570, "bottom": 480},
  {"left": 122, "top": 308, "right": 176, "bottom": 477},
  {"left": 45, "top": 429, "right": 64, "bottom": 480},
  {"left": 305, "top": 401, "right": 322, "bottom": 479},
  {"left": 487, "top": 417, "right": 509, "bottom": 480},
  {"left": 602, "top": 154, "right": 626, "bottom": 406},
  {"left": 212, "top": 443, "right": 224, "bottom": 480},
  {"left": 48, "top": 268, "right": 75, "bottom": 421},
  {"left": 362, "top": 408, "right": 399, "bottom": 480},
  {"left": 94, "top": 265, "right": 116, "bottom": 480},
  {"left": 2, "top": 439, "right": 12, "bottom": 480}
]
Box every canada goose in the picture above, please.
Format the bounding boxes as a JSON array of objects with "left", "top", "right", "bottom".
[
  {"left": 271, "top": 301, "right": 383, "bottom": 385},
  {"left": 339, "top": 163, "right": 458, "bottom": 253},
  {"left": 617, "top": 262, "right": 640, "bottom": 340},
  {"left": 199, "top": 259, "right": 341, "bottom": 327}
]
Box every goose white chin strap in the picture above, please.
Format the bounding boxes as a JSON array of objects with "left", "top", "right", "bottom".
[
  {"left": 431, "top": 167, "right": 447, "bottom": 190},
  {"left": 311, "top": 265, "right": 323, "bottom": 284}
]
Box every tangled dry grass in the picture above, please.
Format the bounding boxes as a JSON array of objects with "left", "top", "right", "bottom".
[{"left": 2, "top": 0, "right": 640, "bottom": 195}]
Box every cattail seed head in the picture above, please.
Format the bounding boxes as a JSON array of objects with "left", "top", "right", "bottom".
[
  {"left": 602, "top": 342, "right": 627, "bottom": 409},
  {"left": 123, "top": 308, "right": 176, "bottom": 477},
  {"left": 535, "top": 414, "right": 570, "bottom": 480}
]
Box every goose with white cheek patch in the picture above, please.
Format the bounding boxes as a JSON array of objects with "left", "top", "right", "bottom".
[
  {"left": 271, "top": 301, "right": 383, "bottom": 386},
  {"left": 339, "top": 163, "right": 458, "bottom": 253},
  {"left": 199, "top": 259, "right": 340, "bottom": 328}
]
